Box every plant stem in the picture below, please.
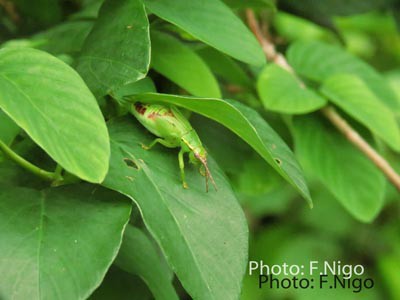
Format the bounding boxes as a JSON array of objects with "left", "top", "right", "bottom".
[
  {"left": 0, "top": 139, "right": 58, "bottom": 181},
  {"left": 246, "top": 9, "right": 400, "bottom": 192}
]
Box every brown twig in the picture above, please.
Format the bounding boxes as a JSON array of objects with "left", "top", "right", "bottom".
[
  {"left": 246, "top": 9, "right": 400, "bottom": 192},
  {"left": 0, "top": 0, "right": 19, "bottom": 23}
]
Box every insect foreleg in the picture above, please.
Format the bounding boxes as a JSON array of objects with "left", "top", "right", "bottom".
[
  {"left": 178, "top": 148, "right": 189, "bottom": 189},
  {"left": 142, "top": 138, "right": 177, "bottom": 150}
]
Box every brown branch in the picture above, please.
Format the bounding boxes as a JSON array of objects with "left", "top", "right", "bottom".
[
  {"left": 246, "top": 9, "right": 400, "bottom": 192},
  {"left": 0, "top": 0, "right": 19, "bottom": 23},
  {"left": 246, "top": 9, "right": 292, "bottom": 73}
]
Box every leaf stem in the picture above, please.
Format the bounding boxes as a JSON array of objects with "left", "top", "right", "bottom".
[
  {"left": 54, "top": 164, "right": 63, "bottom": 179},
  {"left": 0, "top": 139, "right": 59, "bottom": 182},
  {"left": 245, "top": 9, "right": 400, "bottom": 192}
]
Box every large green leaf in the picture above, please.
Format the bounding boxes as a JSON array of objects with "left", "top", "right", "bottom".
[
  {"left": 0, "top": 184, "right": 131, "bottom": 300},
  {"left": 0, "top": 47, "right": 110, "bottom": 183},
  {"left": 287, "top": 40, "right": 400, "bottom": 113},
  {"left": 115, "top": 225, "right": 179, "bottom": 300},
  {"left": 125, "top": 93, "right": 312, "bottom": 205},
  {"left": 257, "top": 64, "right": 326, "bottom": 114},
  {"left": 76, "top": 0, "right": 150, "bottom": 97},
  {"left": 151, "top": 31, "right": 221, "bottom": 98},
  {"left": 144, "top": 0, "right": 265, "bottom": 66},
  {"left": 321, "top": 74, "right": 400, "bottom": 151},
  {"left": 292, "top": 115, "right": 386, "bottom": 222},
  {"left": 103, "top": 118, "right": 248, "bottom": 300}
]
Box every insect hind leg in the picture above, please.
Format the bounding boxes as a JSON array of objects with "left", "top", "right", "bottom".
[{"left": 141, "top": 138, "right": 177, "bottom": 150}]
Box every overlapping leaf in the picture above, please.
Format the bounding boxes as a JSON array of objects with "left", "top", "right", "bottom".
[
  {"left": 293, "top": 115, "right": 386, "bottom": 222},
  {"left": 115, "top": 226, "right": 179, "bottom": 300},
  {"left": 0, "top": 109, "right": 19, "bottom": 145},
  {"left": 0, "top": 185, "right": 131, "bottom": 300},
  {"left": 321, "top": 74, "right": 400, "bottom": 151},
  {"left": 151, "top": 31, "right": 221, "bottom": 98},
  {"left": 103, "top": 118, "right": 248, "bottom": 300},
  {"left": 76, "top": 0, "right": 150, "bottom": 97},
  {"left": 197, "top": 47, "right": 252, "bottom": 88},
  {"left": 287, "top": 40, "right": 400, "bottom": 113},
  {"left": 257, "top": 64, "right": 326, "bottom": 114},
  {"left": 0, "top": 47, "right": 110, "bottom": 183},
  {"left": 144, "top": 0, "right": 265, "bottom": 65}
]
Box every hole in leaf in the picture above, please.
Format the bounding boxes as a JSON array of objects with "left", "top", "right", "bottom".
[
  {"left": 124, "top": 158, "right": 139, "bottom": 169},
  {"left": 274, "top": 158, "right": 282, "bottom": 165}
]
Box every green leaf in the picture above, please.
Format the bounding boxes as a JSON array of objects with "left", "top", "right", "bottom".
[
  {"left": 103, "top": 118, "right": 248, "bottom": 300},
  {"left": 76, "top": 0, "right": 150, "bottom": 97},
  {"left": 287, "top": 40, "right": 400, "bottom": 113},
  {"left": 125, "top": 93, "right": 312, "bottom": 205},
  {"left": 151, "top": 31, "right": 221, "bottom": 98},
  {"left": 0, "top": 184, "right": 131, "bottom": 300},
  {"left": 115, "top": 225, "right": 179, "bottom": 300},
  {"left": 0, "top": 47, "right": 110, "bottom": 183},
  {"left": 33, "top": 21, "right": 94, "bottom": 55},
  {"left": 321, "top": 74, "right": 400, "bottom": 151},
  {"left": 292, "top": 115, "right": 386, "bottom": 222},
  {"left": 257, "top": 64, "right": 327, "bottom": 114},
  {"left": 144, "top": 0, "right": 265, "bottom": 66},
  {"left": 0, "top": 109, "right": 20, "bottom": 162},
  {"left": 0, "top": 109, "right": 19, "bottom": 145},
  {"left": 197, "top": 47, "right": 253, "bottom": 88}
]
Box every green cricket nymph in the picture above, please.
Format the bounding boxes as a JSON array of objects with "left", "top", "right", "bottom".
[{"left": 130, "top": 102, "right": 217, "bottom": 191}]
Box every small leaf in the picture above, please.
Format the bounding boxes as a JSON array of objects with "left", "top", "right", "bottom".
[
  {"left": 287, "top": 40, "right": 400, "bottom": 113},
  {"left": 0, "top": 47, "right": 110, "bottom": 183},
  {"left": 257, "top": 64, "right": 327, "bottom": 114},
  {"left": 321, "top": 74, "right": 400, "bottom": 151},
  {"left": 151, "top": 31, "right": 221, "bottom": 98},
  {"left": 115, "top": 225, "right": 179, "bottom": 300},
  {"left": 197, "top": 47, "right": 253, "bottom": 88},
  {"left": 0, "top": 184, "right": 131, "bottom": 299},
  {"left": 90, "top": 266, "right": 152, "bottom": 300},
  {"left": 292, "top": 115, "right": 386, "bottom": 222},
  {"left": 125, "top": 93, "right": 312, "bottom": 205},
  {"left": 144, "top": 0, "right": 265, "bottom": 66},
  {"left": 76, "top": 0, "right": 150, "bottom": 97},
  {"left": 33, "top": 21, "right": 94, "bottom": 55},
  {"left": 103, "top": 118, "right": 248, "bottom": 300},
  {"left": 0, "top": 109, "right": 19, "bottom": 145}
]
